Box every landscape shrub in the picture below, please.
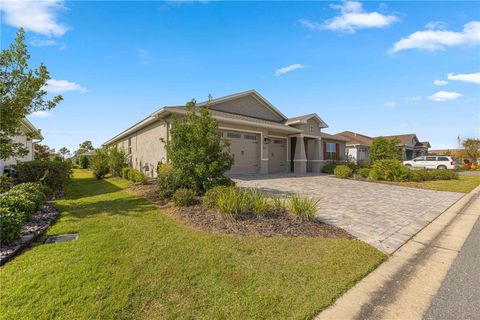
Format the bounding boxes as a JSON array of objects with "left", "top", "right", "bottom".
[
  {"left": 15, "top": 160, "right": 71, "bottom": 190},
  {"left": 287, "top": 194, "right": 319, "bottom": 221},
  {"left": 107, "top": 147, "right": 127, "bottom": 177},
  {"left": 172, "top": 188, "right": 197, "bottom": 206},
  {"left": 271, "top": 195, "right": 287, "bottom": 215},
  {"left": 347, "top": 161, "right": 358, "bottom": 172},
  {"left": 0, "top": 175, "right": 13, "bottom": 193},
  {"left": 216, "top": 187, "right": 251, "bottom": 218},
  {"left": 334, "top": 165, "right": 352, "bottom": 179},
  {"left": 202, "top": 175, "right": 235, "bottom": 191},
  {"left": 79, "top": 155, "right": 90, "bottom": 169},
  {"left": 10, "top": 183, "right": 47, "bottom": 208},
  {"left": 127, "top": 169, "right": 146, "bottom": 184},
  {"left": 0, "top": 192, "right": 36, "bottom": 223},
  {"left": 410, "top": 169, "right": 459, "bottom": 182},
  {"left": 369, "top": 159, "right": 410, "bottom": 182},
  {"left": 0, "top": 208, "right": 24, "bottom": 243},
  {"left": 247, "top": 189, "right": 274, "bottom": 216},
  {"left": 203, "top": 185, "right": 230, "bottom": 208},
  {"left": 369, "top": 137, "right": 400, "bottom": 162},
  {"left": 321, "top": 162, "right": 337, "bottom": 174},
  {"left": 90, "top": 149, "right": 110, "bottom": 179},
  {"left": 357, "top": 168, "right": 370, "bottom": 178},
  {"left": 121, "top": 167, "right": 131, "bottom": 180},
  {"left": 157, "top": 163, "right": 180, "bottom": 200}
]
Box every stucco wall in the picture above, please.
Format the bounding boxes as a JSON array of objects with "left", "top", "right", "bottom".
[
  {"left": 2, "top": 134, "right": 34, "bottom": 166},
  {"left": 290, "top": 118, "right": 322, "bottom": 137}
]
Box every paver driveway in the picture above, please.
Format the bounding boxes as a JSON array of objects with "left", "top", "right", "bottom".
[{"left": 232, "top": 174, "right": 464, "bottom": 254}]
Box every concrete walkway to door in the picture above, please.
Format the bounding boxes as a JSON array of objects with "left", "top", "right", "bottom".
[{"left": 231, "top": 173, "right": 463, "bottom": 254}]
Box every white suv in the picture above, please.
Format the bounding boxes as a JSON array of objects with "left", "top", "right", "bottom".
[{"left": 403, "top": 156, "right": 456, "bottom": 170}]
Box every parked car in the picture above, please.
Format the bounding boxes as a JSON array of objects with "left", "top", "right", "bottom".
[{"left": 403, "top": 156, "right": 457, "bottom": 170}]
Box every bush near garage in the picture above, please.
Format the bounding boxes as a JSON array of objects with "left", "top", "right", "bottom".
[
  {"left": 334, "top": 165, "right": 353, "bottom": 179},
  {"left": 15, "top": 160, "right": 71, "bottom": 190},
  {"left": 322, "top": 162, "right": 337, "bottom": 174},
  {"left": 172, "top": 188, "right": 197, "bottom": 207},
  {"left": 121, "top": 167, "right": 131, "bottom": 180},
  {"left": 369, "top": 159, "right": 410, "bottom": 182},
  {"left": 357, "top": 168, "right": 370, "bottom": 178},
  {"left": 127, "top": 169, "right": 146, "bottom": 184},
  {"left": 157, "top": 163, "right": 181, "bottom": 200}
]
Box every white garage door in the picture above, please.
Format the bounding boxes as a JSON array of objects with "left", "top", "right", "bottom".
[{"left": 223, "top": 131, "right": 260, "bottom": 174}]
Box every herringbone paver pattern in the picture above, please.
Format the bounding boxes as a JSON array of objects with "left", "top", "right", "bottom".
[{"left": 232, "top": 174, "right": 463, "bottom": 254}]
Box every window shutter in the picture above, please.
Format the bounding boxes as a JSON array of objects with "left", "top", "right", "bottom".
[
  {"left": 335, "top": 143, "right": 340, "bottom": 160},
  {"left": 323, "top": 142, "right": 327, "bottom": 160}
]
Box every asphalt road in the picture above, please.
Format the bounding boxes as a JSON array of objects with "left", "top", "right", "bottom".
[{"left": 424, "top": 216, "right": 480, "bottom": 320}]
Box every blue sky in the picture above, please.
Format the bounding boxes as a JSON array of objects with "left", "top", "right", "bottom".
[{"left": 1, "top": 1, "right": 479, "bottom": 153}]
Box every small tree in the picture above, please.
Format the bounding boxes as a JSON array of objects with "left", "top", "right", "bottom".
[
  {"left": 1, "top": 28, "right": 62, "bottom": 160},
  {"left": 34, "top": 144, "right": 52, "bottom": 160},
  {"left": 369, "top": 137, "right": 400, "bottom": 162},
  {"left": 76, "top": 140, "right": 94, "bottom": 156},
  {"left": 162, "top": 98, "right": 234, "bottom": 193},
  {"left": 79, "top": 155, "right": 90, "bottom": 169},
  {"left": 58, "top": 147, "right": 70, "bottom": 159},
  {"left": 90, "top": 149, "right": 109, "bottom": 179},
  {"left": 107, "top": 147, "right": 126, "bottom": 177},
  {"left": 462, "top": 138, "right": 480, "bottom": 161}
]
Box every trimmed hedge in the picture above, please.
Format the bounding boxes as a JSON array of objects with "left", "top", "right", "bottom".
[
  {"left": 127, "top": 169, "right": 145, "bottom": 184},
  {"left": 321, "top": 162, "right": 337, "bottom": 174},
  {"left": 334, "top": 165, "right": 352, "bottom": 179},
  {"left": 410, "top": 169, "right": 459, "bottom": 182},
  {"left": 357, "top": 168, "right": 370, "bottom": 178},
  {"left": 10, "top": 182, "right": 49, "bottom": 208},
  {"left": 15, "top": 160, "right": 71, "bottom": 190},
  {"left": 369, "top": 160, "right": 410, "bottom": 182}
]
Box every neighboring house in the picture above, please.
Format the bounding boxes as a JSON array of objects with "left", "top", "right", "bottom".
[
  {"left": 335, "top": 131, "right": 431, "bottom": 163},
  {"left": 0, "top": 118, "right": 43, "bottom": 174},
  {"left": 104, "top": 90, "right": 347, "bottom": 177}
]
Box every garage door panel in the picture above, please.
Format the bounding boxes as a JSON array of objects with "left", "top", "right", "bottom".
[
  {"left": 268, "top": 138, "right": 286, "bottom": 173},
  {"left": 223, "top": 131, "right": 260, "bottom": 174}
]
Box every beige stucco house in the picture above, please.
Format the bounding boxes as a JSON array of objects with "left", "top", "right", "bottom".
[
  {"left": 104, "top": 90, "right": 347, "bottom": 177},
  {"left": 0, "top": 118, "right": 43, "bottom": 174}
]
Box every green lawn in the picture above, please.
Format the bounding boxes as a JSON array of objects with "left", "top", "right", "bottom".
[
  {"left": 0, "top": 170, "right": 385, "bottom": 319},
  {"left": 396, "top": 175, "right": 480, "bottom": 193}
]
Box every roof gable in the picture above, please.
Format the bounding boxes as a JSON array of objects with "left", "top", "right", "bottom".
[
  {"left": 335, "top": 131, "right": 373, "bottom": 146},
  {"left": 197, "top": 90, "right": 287, "bottom": 123},
  {"left": 285, "top": 113, "right": 328, "bottom": 128}
]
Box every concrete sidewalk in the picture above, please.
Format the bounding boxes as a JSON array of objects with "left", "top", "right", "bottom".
[{"left": 316, "top": 185, "right": 480, "bottom": 320}]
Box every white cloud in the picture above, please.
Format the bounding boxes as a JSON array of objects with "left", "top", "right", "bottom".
[
  {"left": 384, "top": 101, "right": 396, "bottom": 107},
  {"left": 433, "top": 79, "right": 448, "bottom": 86},
  {"left": 390, "top": 21, "right": 480, "bottom": 53},
  {"left": 29, "top": 38, "right": 58, "bottom": 47},
  {"left": 30, "top": 111, "right": 50, "bottom": 118},
  {"left": 447, "top": 72, "right": 480, "bottom": 84},
  {"left": 406, "top": 96, "right": 422, "bottom": 101},
  {"left": 322, "top": 1, "right": 398, "bottom": 33},
  {"left": 274, "top": 64, "right": 308, "bottom": 76},
  {"left": 427, "top": 91, "right": 462, "bottom": 102},
  {"left": 43, "top": 79, "right": 88, "bottom": 93},
  {"left": 298, "top": 19, "right": 322, "bottom": 30},
  {"left": 425, "top": 21, "right": 448, "bottom": 31},
  {"left": 0, "top": 0, "right": 67, "bottom": 37}
]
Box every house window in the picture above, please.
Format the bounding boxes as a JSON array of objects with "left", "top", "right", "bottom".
[
  {"left": 244, "top": 134, "right": 257, "bottom": 140},
  {"left": 326, "top": 143, "right": 336, "bottom": 160},
  {"left": 128, "top": 137, "right": 132, "bottom": 155}
]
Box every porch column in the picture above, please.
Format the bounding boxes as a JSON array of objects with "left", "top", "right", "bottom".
[
  {"left": 293, "top": 135, "right": 307, "bottom": 174},
  {"left": 311, "top": 138, "right": 321, "bottom": 173}
]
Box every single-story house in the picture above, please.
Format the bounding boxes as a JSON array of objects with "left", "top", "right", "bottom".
[
  {"left": 335, "top": 131, "right": 431, "bottom": 164},
  {"left": 0, "top": 118, "right": 43, "bottom": 174},
  {"left": 104, "top": 90, "right": 347, "bottom": 177}
]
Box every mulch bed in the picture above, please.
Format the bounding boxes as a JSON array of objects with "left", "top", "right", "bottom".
[
  {"left": 128, "top": 184, "right": 354, "bottom": 239},
  {"left": 0, "top": 191, "right": 63, "bottom": 265}
]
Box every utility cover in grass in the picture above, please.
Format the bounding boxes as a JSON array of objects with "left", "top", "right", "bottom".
[{"left": 45, "top": 234, "right": 78, "bottom": 244}]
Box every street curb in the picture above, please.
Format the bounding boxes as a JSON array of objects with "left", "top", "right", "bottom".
[{"left": 315, "top": 185, "right": 480, "bottom": 320}]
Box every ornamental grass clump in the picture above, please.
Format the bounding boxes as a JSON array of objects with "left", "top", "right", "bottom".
[
  {"left": 216, "top": 187, "right": 251, "bottom": 218},
  {"left": 247, "top": 189, "right": 274, "bottom": 217},
  {"left": 287, "top": 194, "right": 319, "bottom": 221},
  {"left": 203, "top": 185, "right": 230, "bottom": 208}
]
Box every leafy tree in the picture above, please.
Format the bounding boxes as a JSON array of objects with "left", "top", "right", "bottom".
[
  {"left": 0, "top": 28, "right": 62, "bottom": 160},
  {"left": 90, "top": 149, "right": 109, "bottom": 179},
  {"left": 79, "top": 155, "right": 90, "bottom": 169},
  {"left": 369, "top": 137, "right": 400, "bottom": 162},
  {"left": 76, "top": 140, "right": 94, "bottom": 156},
  {"left": 462, "top": 138, "right": 480, "bottom": 160},
  {"left": 34, "top": 144, "right": 52, "bottom": 160},
  {"left": 58, "top": 147, "right": 70, "bottom": 159},
  {"left": 107, "top": 147, "right": 126, "bottom": 177},
  {"left": 162, "top": 98, "right": 234, "bottom": 193}
]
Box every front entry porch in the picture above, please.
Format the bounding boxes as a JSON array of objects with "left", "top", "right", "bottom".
[{"left": 289, "top": 135, "right": 333, "bottom": 174}]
